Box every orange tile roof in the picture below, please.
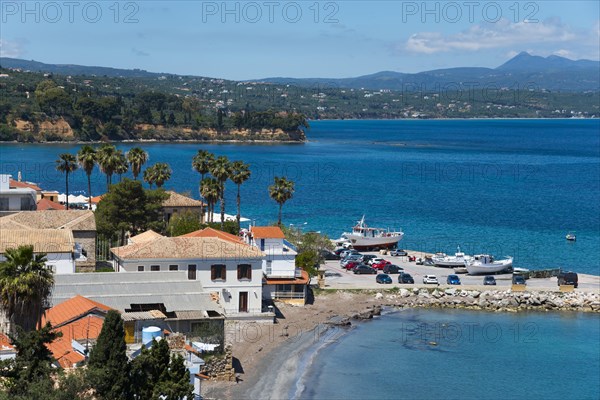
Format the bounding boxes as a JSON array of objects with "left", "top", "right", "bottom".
[
  {"left": 48, "top": 331, "right": 86, "bottom": 369},
  {"left": 36, "top": 198, "right": 66, "bottom": 210},
  {"left": 0, "top": 333, "right": 14, "bottom": 351},
  {"left": 251, "top": 226, "right": 285, "bottom": 239},
  {"left": 264, "top": 269, "right": 310, "bottom": 285},
  {"left": 55, "top": 315, "right": 105, "bottom": 342},
  {"left": 129, "top": 229, "right": 164, "bottom": 244},
  {"left": 90, "top": 195, "right": 104, "bottom": 204},
  {"left": 180, "top": 227, "right": 243, "bottom": 243},
  {"left": 43, "top": 295, "right": 112, "bottom": 328},
  {"left": 9, "top": 178, "right": 41, "bottom": 191}
]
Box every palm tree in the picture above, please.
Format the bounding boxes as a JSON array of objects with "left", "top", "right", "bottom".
[
  {"left": 210, "top": 156, "right": 232, "bottom": 230},
  {"left": 77, "top": 145, "right": 96, "bottom": 209},
  {"left": 192, "top": 150, "right": 215, "bottom": 223},
  {"left": 145, "top": 162, "right": 172, "bottom": 188},
  {"left": 200, "top": 178, "right": 220, "bottom": 223},
  {"left": 126, "top": 147, "right": 148, "bottom": 180},
  {"left": 115, "top": 150, "right": 129, "bottom": 182},
  {"left": 96, "top": 144, "right": 120, "bottom": 189},
  {"left": 0, "top": 245, "right": 53, "bottom": 333},
  {"left": 55, "top": 153, "right": 78, "bottom": 209},
  {"left": 269, "top": 176, "right": 295, "bottom": 226},
  {"left": 143, "top": 168, "right": 155, "bottom": 188},
  {"left": 230, "top": 161, "right": 251, "bottom": 231}
]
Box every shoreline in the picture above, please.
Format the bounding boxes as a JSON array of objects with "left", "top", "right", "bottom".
[{"left": 204, "top": 288, "right": 599, "bottom": 399}]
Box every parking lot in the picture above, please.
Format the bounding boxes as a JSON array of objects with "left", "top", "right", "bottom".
[{"left": 322, "top": 251, "right": 600, "bottom": 292}]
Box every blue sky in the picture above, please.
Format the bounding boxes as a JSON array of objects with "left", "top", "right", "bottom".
[{"left": 1, "top": 1, "right": 599, "bottom": 80}]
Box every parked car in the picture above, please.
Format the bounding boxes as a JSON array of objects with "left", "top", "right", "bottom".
[
  {"left": 483, "top": 276, "right": 497, "bottom": 286},
  {"left": 334, "top": 248, "right": 348, "bottom": 256},
  {"left": 372, "top": 260, "right": 392, "bottom": 270},
  {"left": 340, "top": 249, "right": 359, "bottom": 259},
  {"left": 390, "top": 249, "right": 408, "bottom": 256},
  {"left": 341, "top": 254, "right": 362, "bottom": 265},
  {"left": 368, "top": 257, "right": 385, "bottom": 266},
  {"left": 353, "top": 265, "right": 377, "bottom": 275},
  {"left": 361, "top": 255, "right": 377, "bottom": 263},
  {"left": 557, "top": 271, "right": 578, "bottom": 288},
  {"left": 344, "top": 261, "right": 361, "bottom": 270},
  {"left": 398, "top": 272, "right": 414, "bottom": 284},
  {"left": 446, "top": 274, "right": 461, "bottom": 285},
  {"left": 422, "top": 275, "right": 439, "bottom": 284},
  {"left": 512, "top": 275, "right": 527, "bottom": 285},
  {"left": 383, "top": 264, "right": 403, "bottom": 274},
  {"left": 376, "top": 274, "right": 393, "bottom": 284},
  {"left": 321, "top": 249, "right": 340, "bottom": 260}
]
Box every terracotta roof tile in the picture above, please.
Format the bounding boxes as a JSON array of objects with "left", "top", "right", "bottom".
[
  {"left": 9, "top": 178, "right": 41, "bottom": 191},
  {"left": 111, "top": 236, "right": 263, "bottom": 260},
  {"left": 37, "top": 198, "right": 66, "bottom": 210},
  {"left": 180, "top": 227, "right": 243, "bottom": 243},
  {"left": 90, "top": 194, "right": 104, "bottom": 204},
  {"left": 0, "top": 210, "right": 96, "bottom": 231},
  {"left": 162, "top": 191, "right": 205, "bottom": 207},
  {"left": 251, "top": 226, "right": 285, "bottom": 239},
  {"left": 0, "top": 333, "right": 14, "bottom": 351},
  {"left": 42, "top": 295, "right": 112, "bottom": 327},
  {"left": 0, "top": 229, "right": 74, "bottom": 253},
  {"left": 129, "top": 230, "right": 164, "bottom": 244}
]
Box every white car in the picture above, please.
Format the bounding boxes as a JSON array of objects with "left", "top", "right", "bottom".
[
  {"left": 422, "top": 275, "right": 439, "bottom": 284},
  {"left": 369, "top": 257, "right": 385, "bottom": 266}
]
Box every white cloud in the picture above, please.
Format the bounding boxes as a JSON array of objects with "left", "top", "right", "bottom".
[
  {"left": 0, "top": 39, "right": 24, "bottom": 58},
  {"left": 402, "top": 18, "right": 598, "bottom": 59}
]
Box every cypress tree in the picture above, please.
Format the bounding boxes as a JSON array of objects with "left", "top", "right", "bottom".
[{"left": 87, "top": 310, "right": 131, "bottom": 400}]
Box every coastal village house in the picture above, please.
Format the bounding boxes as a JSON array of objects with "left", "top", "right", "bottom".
[
  {"left": 110, "top": 230, "right": 265, "bottom": 316},
  {"left": 162, "top": 191, "right": 205, "bottom": 222},
  {"left": 42, "top": 295, "right": 112, "bottom": 368},
  {"left": 244, "top": 226, "right": 308, "bottom": 305},
  {"left": 51, "top": 271, "right": 225, "bottom": 344},
  {"left": 0, "top": 210, "right": 97, "bottom": 268},
  {"left": 0, "top": 174, "right": 37, "bottom": 212}
]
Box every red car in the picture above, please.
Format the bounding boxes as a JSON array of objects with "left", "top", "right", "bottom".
[
  {"left": 344, "top": 261, "right": 361, "bottom": 270},
  {"left": 372, "top": 260, "right": 392, "bottom": 270}
]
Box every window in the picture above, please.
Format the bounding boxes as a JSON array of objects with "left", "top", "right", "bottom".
[
  {"left": 211, "top": 264, "right": 226, "bottom": 281},
  {"left": 237, "top": 264, "right": 252, "bottom": 280},
  {"left": 266, "top": 260, "right": 272, "bottom": 275},
  {"left": 137, "top": 266, "right": 144, "bottom": 272},
  {"left": 0, "top": 198, "right": 8, "bottom": 211},
  {"left": 169, "top": 265, "right": 178, "bottom": 271},
  {"left": 150, "top": 265, "right": 160, "bottom": 272},
  {"left": 260, "top": 239, "right": 265, "bottom": 251},
  {"left": 188, "top": 265, "right": 196, "bottom": 280}
]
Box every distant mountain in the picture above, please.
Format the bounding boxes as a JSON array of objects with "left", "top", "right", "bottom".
[
  {"left": 258, "top": 53, "right": 600, "bottom": 92},
  {"left": 2, "top": 52, "right": 598, "bottom": 91},
  {"left": 0, "top": 57, "right": 164, "bottom": 78}
]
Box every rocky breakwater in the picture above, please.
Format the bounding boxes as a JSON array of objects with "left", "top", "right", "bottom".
[{"left": 381, "top": 288, "right": 600, "bottom": 313}]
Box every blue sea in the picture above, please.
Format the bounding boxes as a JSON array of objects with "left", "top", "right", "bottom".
[
  {"left": 299, "top": 309, "right": 600, "bottom": 400},
  {"left": 1, "top": 119, "right": 599, "bottom": 274}
]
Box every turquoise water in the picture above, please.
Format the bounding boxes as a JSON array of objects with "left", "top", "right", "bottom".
[
  {"left": 1, "top": 119, "right": 599, "bottom": 274},
  {"left": 300, "top": 309, "right": 600, "bottom": 400}
]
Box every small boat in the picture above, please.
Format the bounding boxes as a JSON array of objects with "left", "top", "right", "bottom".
[
  {"left": 465, "top": 254, "right": 513, "bottom": 275},
  {"left": 432, "top": 246, "right": 473, "bottom": 268},
  {"left": 340, "top": 216, "right": 404, "bottom": 251},
  {"left": 566, "top": 232, "right": 576, "bottom": 241}
]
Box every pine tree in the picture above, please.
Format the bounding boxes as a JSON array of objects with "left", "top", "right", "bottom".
[{"left": 87, "top": 310, "right": 131, "bottom": 400}]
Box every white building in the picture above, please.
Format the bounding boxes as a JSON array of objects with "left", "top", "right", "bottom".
[
  {"left": 0, "top": 174, "right": 37, "bottom": 212},
  {"left": 245, "top": 226, "right": 308, "bottom": 305},
  {"left": 0, "top": 229, "right": 76, "bottom": 274},
  {"left": 111, "top": 233, "right": 265, "bottom": 315}
]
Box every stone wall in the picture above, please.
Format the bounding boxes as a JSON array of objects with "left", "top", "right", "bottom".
[
  {"left": 75, "top": 230, "right": 96, "bottom": 267},
  {"left": 200, "top": 345, "right": 236, "bottom": 381}
]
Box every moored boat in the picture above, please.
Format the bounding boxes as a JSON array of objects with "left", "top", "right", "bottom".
[
  {"left": 465, "top": 254, "right": 513, "bottom": 275},
  {"left": 432, "top": 246, "right": 473, "bottom": 268},
  {"left": 340, "top": 216, "right": 403, "bottom": 251},
  {"left": 566, "top": 232, "right": 576, "bottom": 241}
]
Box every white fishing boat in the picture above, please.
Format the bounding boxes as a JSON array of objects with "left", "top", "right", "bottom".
[
  {"left": 465, "top": 254, "right": 513, "bottom": 275},
  {"left": 340, "top": 216, "right": 403, "bottom": 250},
  {"left": 566, "top": 232, "right": 576, "bottom": 241},
  {"left": 432, "top": 246, "right": 473, "bottom": 268}
]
